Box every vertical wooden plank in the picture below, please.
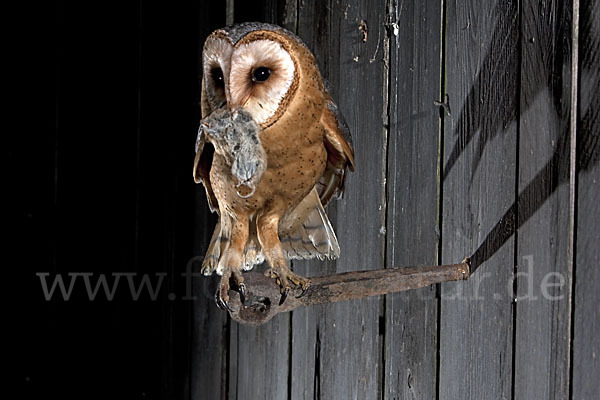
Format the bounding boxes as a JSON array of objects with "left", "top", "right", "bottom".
[
  {"left": 192, "top": 2, "right": 228, "bottom": 400},
  {"left": 191, "top": 272, "right": 228, "bottom": 400},
  {"left": 230, "top": 314, "right": 291, "bottom": 400},
  {"left": 289, "top": 2, "right": 333, "bottom": 397},
  {"left": 316, "top": 0, "right": 387, "bottom": 396},
  {"left": 572, "top": 0, "right": 600, "bottom": 398},
  {"left": 291, "top": 0, "right": 387, "bottom": 398},
  {"left": 439, "top": 0, "right": 518, "bottom": 399},
  {"left": 514, "top": 1, "right": 573, "bottom": 399},
  {"left": 384, "top": 1, "right": 442, "bottom": 399},
  {"left": 226, "top": 3, "right": 294, "bottom": 399},
  {"left": 234, "top": 0, "right": 296, "bottom": 29}
]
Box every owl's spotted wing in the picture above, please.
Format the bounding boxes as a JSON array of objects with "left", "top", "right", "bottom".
[
  {"left": 317, "top": 97, "right": 355, "bottom": 207},
  {"left": 193, "top": 79, "right": 219, "bottom": 213},
  {"left": 273, "top": 98, "right": 354, "bottom": 262}
]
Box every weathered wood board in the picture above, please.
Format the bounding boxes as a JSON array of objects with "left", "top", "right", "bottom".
[
  {"left": 384, "top": 1, "right": 443, "bottom": 399},
  {"left": 514, "top": 1, "right": 573, "bottom": 399},
  {"left": 439, "top": 0, "right": 518, "bottom": 399},
  {"left": 289, "top": 1, "right": 387, "bottom": 399},
  {"left": 572, "top": 0, "right": 600, "bottom": 398}
]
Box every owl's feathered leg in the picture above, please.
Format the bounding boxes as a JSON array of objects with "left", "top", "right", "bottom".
[
  {"left": 256, "top": 210, "right": 310, "bottom": 305},
  {"left": 214, "top": 214, "right": 249, "bottom": 310}
]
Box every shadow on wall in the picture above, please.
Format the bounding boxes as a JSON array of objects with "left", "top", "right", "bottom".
[{"left": 441, "top": 2, "right": 599, "bottom": 273}]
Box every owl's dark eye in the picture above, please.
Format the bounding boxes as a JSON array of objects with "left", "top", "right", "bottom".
[
  {"left": 211, "top": 68, "right": 224, "bottom": 87},
  {"left": 252, "top": 66, "right": 271, "bottom": 82}
]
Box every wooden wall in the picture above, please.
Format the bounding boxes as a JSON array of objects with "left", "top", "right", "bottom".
[
  {"left": 193, "top": 1, "right": 600, "bottom": 399},
  {"left": 15, "top": 0, "right": 599, "bottom": 399}
]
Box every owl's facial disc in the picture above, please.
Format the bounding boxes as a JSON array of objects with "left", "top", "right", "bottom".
[
  {"left": 202, "top": 37, "right": 233, "bottom": 110},
  {"left": 229, "top": 39, "right": 295, "bottom": 126}
]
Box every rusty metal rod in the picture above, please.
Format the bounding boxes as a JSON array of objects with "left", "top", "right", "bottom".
[{"left": 227, "top": 260, "right": 470, "bottom": 326}]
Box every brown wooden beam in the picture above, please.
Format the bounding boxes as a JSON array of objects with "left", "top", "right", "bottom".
[{"left": 227, "top": 260, "right": 470, "bottom": 326}]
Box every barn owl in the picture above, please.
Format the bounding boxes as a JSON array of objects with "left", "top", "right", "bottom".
[{"left": 194, "top": 22, "right": 354, "bottom": 310}]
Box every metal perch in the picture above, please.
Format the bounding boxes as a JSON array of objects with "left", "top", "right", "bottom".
[{"left": 226, "top": 259, "right": 471, "bottom": 325}]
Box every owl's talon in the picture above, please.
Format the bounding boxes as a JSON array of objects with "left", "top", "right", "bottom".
[
  {"left": 296, "top": 285, "right": 310, "bottom": 298},
  {"left": 214, "top": 290, "right": 224, "bottom": 309},
  {"left": 279, "top": 287, "right": 290, "bottom": 305},
  {"left": 215, "top": 268, "right": 244, "bottom": 313},
  {"left": 265, "top": 268, "right": 310, "bottom": 306},
  {"left": 215, "top": 289, "right": 232, "bottom": 312},
  {"left": 238, "top": 283, "right": 247, "bottom": 304}
]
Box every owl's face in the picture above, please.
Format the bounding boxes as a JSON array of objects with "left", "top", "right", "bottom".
[{"left": 202, "top": 25, "right": 302, "bottom": 128}]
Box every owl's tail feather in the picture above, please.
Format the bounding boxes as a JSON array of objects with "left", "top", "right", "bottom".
[{"left": 279, "top": 188, "right": 340, "bottom": 261}]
